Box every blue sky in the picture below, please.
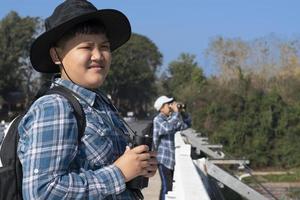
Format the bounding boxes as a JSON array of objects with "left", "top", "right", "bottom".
[{"left": 1, "top": 0, "right": 300, "bottom": 76}]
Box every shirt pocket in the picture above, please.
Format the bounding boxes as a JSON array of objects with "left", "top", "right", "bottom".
[
  {"left": 81, "top": 106, "right": 127, "bottom": 168},
  {"left": 81, "top": 121, "right": 117, "bottom": 168}
]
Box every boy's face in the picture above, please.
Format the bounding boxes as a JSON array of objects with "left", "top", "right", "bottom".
[{"left": 53, "top": 33, "right": 111, "bottom": 88}]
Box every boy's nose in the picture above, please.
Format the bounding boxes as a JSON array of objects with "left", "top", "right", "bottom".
[{"left": 91, "top": 48, "right": 104, "bottom": 61}]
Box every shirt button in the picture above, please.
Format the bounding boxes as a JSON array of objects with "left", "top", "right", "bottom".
[{"left": 34, "top": 169, "right": 39, "bottom": 174}]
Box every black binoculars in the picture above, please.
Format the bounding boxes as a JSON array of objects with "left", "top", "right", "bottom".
[
  {"left": 126, "top": 135, "right": 153, "bottom": 190},
  {"left": 177, "top": 103, "right": 186, "bottom": 110}
]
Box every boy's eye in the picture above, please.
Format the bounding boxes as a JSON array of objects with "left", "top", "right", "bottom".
[
  {"left": 101, "top": 44, "right": 110, "bottom": 50},
  {"left": 80, "top": 46, "right": 92, "bottom": 49}
]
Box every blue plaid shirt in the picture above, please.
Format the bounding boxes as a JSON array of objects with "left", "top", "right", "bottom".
[
  {"left": 17, "top": 79, "right": 137, "bottom": 200},
  {"left": 153, "top": 112, "right": 191, "bottom": 170}
]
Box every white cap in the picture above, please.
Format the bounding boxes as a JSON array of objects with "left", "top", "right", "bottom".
[{"left": 154, "top": 96, "right": 174, "bottom": 111}]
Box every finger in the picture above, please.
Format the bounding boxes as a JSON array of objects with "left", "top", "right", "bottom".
[
  {"left": 148, "top": 158, "right": 158, "bottom": 165},
  {"left": 149, "top": 151, "right": 157, "bottom": 157},
  {"left": 140, "top": 168, "right": 150, "bottom": 176},
  {"left": 138, "top": 153, "right": 151, "bottom": 161},
  {"left": 147, "top": 163, "right": 158, "bottom": 170},
  {"left": 132, "top": 145, "right": 149, "bottom": 153},
  {"left": 139, "top": 161, "right": 149, "bottom": 169}
]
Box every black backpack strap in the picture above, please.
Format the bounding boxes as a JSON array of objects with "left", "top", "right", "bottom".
[
  {"left": 0, "top": 116, "right": 23, "bottom": 166},
  {"left": 46, "top": 86, "right": 86, "bottom": 143}
]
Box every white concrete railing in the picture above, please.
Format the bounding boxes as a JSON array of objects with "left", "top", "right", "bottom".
[
  {"left": 165, "top": 132, "right": 210, "bottom": 200},
  {"left": 166, "top": 129, "right": 270, "bottom": 200}
]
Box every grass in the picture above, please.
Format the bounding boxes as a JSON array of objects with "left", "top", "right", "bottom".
[
  {"left": 242, "top": 168, "right": 300, "bottom": 183},
  {"left": 239, "top": 168, "right": 300, "bottom": 199},
  {"left": 262, "top": 173, "right": 300, "bottom": 182},
  {"left": 287, "top": 187, "right": 300, "bottom": 199}
]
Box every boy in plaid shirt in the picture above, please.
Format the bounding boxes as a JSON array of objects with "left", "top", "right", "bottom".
[
  {"left": 153, "top": 96, "right": 191, "bottom": 200},
  {"left": 17, "top": 0, "right": 157, "bottom": 199}
]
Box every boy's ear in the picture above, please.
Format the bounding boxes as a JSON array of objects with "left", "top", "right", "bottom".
[{"left": 50, "top": 48, "right": 61, "bottom": 65}]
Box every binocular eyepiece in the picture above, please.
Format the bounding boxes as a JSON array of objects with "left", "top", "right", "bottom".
[{"left": 177, "top": 103, "right": 186, "bottom": 110}]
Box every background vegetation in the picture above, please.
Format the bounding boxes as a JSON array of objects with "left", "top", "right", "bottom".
[{"left": 1, "top": 11, "right": 300, "bottom": 169}]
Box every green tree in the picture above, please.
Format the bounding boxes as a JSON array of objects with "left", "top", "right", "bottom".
[
  {"left": 190, "top": 35, "right": 300, "bottom": 168},
  {"left": 163, "top": 53, "right": 205, "bottom": 99},
  {"left": 103, "top": 33, "right": 162, "bottom": 117},
  {"left": 160, "top": 53, "right": 205, "bottom": 127},
  {"left": 0, "top": 11, "right": 41, "bottom": 103}
]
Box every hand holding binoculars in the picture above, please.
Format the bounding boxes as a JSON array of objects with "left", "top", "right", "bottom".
[{"left": 169, "top": 102, "right": 186, "bottom": 112}]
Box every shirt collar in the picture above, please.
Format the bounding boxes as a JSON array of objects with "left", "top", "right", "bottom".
[{"left": 53, "top": 78, "right": 96, "bottom": 106}]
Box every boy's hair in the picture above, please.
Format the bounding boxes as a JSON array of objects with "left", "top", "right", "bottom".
[{"left": 54, "top": 20, "right": 107, "bottom": 48}]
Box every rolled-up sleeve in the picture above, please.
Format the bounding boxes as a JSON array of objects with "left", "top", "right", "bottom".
[{"left": 17, "top": 95, "right": 126, "bottom": 200}]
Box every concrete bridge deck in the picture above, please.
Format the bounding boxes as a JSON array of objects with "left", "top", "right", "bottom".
[{"left": 142, "top": 172, "right": 161, "bottom": 200}]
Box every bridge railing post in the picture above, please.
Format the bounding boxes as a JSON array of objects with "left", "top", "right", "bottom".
[{"left": 165, "top": 132, "right": 211, "bottom": 200}]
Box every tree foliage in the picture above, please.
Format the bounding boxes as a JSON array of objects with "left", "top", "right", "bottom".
[
  {"left": 161, "top": 36, "right": 300, "bottom": 168},
  {"left": 0, "top": 11, "right": 41, "bottom": 103},
  {"left": 103, "top": 33, "right": 162, "bottom": 117},
  {"left": 160, "top": 53, "right": 206, "bottom": 125},
  {"left": 167, "top": 54, "right": 205, "bottom": 96},
  {"left": 206, "top": 36, "right": 250, "bottom": 80}
]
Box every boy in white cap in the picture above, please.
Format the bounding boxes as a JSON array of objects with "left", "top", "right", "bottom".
[
  {"left": 153, "top": 96, "right": 191, "bottom": 200},
  {"left": 17, "top": 0, "right": 157, "bottom": 199}
]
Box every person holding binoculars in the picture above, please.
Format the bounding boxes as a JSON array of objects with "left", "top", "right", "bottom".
[{"left": 153, "top": 96, "right": 191, "bottom": 200}]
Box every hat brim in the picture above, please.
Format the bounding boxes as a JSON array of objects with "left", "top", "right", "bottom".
[
  {"left": 30, "top": 9, "right": 131, "bottom": 73},
  {"left": 165, "top": 98, "right": 174, "bottom": 105}
]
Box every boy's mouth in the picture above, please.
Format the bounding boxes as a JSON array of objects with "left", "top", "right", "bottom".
[{"left": 89, "top": 64, "right": 105, "bottom": 69}]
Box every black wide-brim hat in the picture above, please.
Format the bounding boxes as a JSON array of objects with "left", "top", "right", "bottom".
[{"left": 30, "top": 0, "right": 131, "bottom": 73}]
